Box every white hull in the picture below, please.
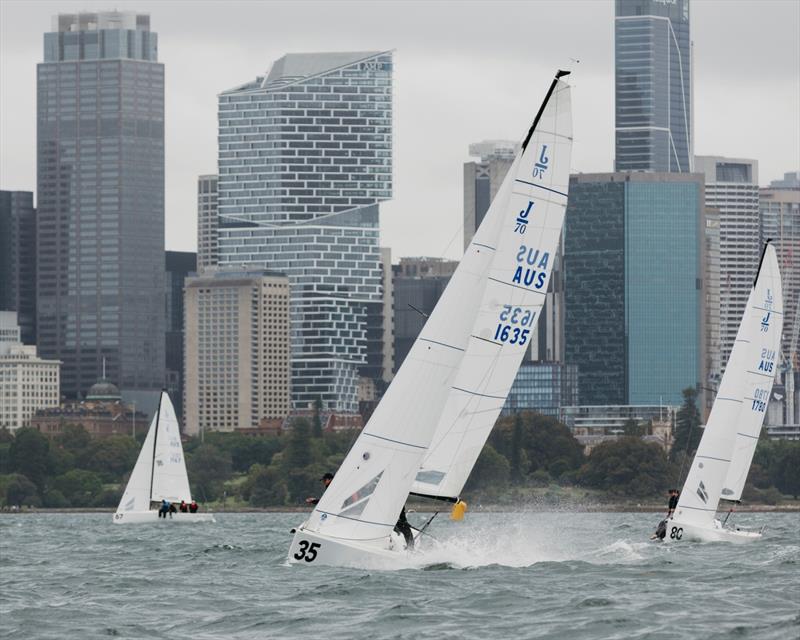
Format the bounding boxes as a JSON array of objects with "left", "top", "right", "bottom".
[
  {"left": 661, "top": 517, "right": 762, "bottom": 544},
  {"left": 288, "top": 524, "right": 415, "bottom": 570},
  {"left": 112, "top": 511, "right": 215, "bottom": 524}
]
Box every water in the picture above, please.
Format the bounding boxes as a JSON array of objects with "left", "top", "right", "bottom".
[{"left": 1, "top": 511, "right": 798, "bottom": 639}]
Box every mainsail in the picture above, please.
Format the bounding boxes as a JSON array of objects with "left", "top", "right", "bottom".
[
  {"left": 412, "top": 73, "right": 573, "bottom": 500},
  {"left": 116, "top": 391, "right": 192, "bottom": 513},
  {"left": 674, "top": 243, "right": 782, "bottom": 526},
  {"left": 720, "top": 244, "right": 783, "bottom": 501},
  {"left": 301, "top": 71, "right": 573, "bottom": 545}
]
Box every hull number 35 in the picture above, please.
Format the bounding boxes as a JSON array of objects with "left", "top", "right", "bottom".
[{"left": 294, "top": 540, "right": 321, "bottom": 562}]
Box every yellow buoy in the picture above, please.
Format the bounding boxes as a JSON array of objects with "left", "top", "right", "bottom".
[{"left": 450, "top": 499, "right": 467, "bottom": 521}]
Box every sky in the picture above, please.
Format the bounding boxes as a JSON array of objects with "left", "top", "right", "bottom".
[{"left": 1, "top": 0, "right": 798, "bottom": 259}]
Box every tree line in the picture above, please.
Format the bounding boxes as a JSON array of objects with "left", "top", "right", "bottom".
[{"left": 1, "top": 389, "right": 798, "bottom": 509}]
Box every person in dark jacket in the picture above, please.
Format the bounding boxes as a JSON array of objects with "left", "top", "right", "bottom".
[
  {"left": 189, "top": 500, "right": 198, "bottom": 513},
  {"left": 179, "top": 500, "right": 188, "bottom": 513},
  {"left": 158, "top": 500, "right": 170, "bottom": 519},
  {"left": 306, "top": 473, "right": 334, "bottom": 505},
  {"left": 394, "top": 507, "right": 414, "bottom": 549},
  {"left": 667, "top": 489, "right": 679, "bottom": 517}
]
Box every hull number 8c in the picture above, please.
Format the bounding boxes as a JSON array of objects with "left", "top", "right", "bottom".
[
  {"left": 670, "top": 527, "right": 683, "bottom": 540},
  {"left": 294, "top": 540, "right": 321, "bottom": 562}
]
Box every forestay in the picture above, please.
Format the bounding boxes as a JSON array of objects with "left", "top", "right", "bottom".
[
  {"left": 675, "top": 243, "right": 781, "bottom": 526},
  {"left": 302, "top": 154, "right": 519, "bottom": 543},
  {"left": 412, "top": 74, "right": 573, "bottom": 500},
  {"left": 720, "top": 244, "right": 783, "bottom": 501},
  {"left": 115, "top": 392, "right": 191, "bottom": 514}
]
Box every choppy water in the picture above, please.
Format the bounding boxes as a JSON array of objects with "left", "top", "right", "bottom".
[{"left": 1, "top": 511, "right": 798, "bottom": 639}]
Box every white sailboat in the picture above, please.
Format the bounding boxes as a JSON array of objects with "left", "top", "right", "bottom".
[
  {"left": 113, "top": 391, "right": 214, "bottom": 524},
  {"left": 664, "top": 242, "right": 782, "bottom": 543},
  {"left": 288, "top": 70, "right": 573, "bottom": 568}
]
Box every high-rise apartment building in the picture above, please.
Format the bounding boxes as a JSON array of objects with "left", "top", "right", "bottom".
[
  {"left": 564, "top": 172, "right": 705, "bottom": 406},
  {"left": 463, "top": 140, "right": 518, "bottom": 250},
  {"left": 165, "top": 251, "right": 196, "bottom": 418},
  {"left": 184, "top": 268, "right": 291, "bottom": 435},
  {"left": 695, "top": 156, "right": 760, "bottom": 375},
  {"left": 615, "top": 0, "right": 692, "bottom": 172},
  {"left": 197, "top": 174, "right": 218, "bottom": 272},
  {"left": 216, "top": 51, "right": 393, "bottom": 412},
  {"left": 0, "top": 191, "right": 37, "bottom": 345},
  {"left": 0, "top": 312, "right": 60, "bottom": 430},
  {"left": 37, "top": 12, "right": 165, "bottom": 398},
  {"left": 501, "top": 362, "right": 579, "bottom": 418}
]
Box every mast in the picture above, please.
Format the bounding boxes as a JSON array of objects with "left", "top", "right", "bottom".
[
  {"left": 149, "top": 391, "right": 164, "bottom": 502},
  {"left": 521, "top": 69, "right": 570, "bottom": 151},
  {"left": 753, "top": 238, "right": 772, "bottom": 286}
]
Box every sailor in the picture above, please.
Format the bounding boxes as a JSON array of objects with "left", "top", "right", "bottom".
[
  {"left": 305, "top": 473, "right": 334, "bottom": 505},
  {"left": 179, "top": 500, "right": 188, "bottom": 513},
  {"left": 667, "top": 489, "right": 679, "bottom": 517},
  {"left": 158, "top": 499, "right": 169, "bottom": 519},
  {"left": 394, "top": 507, "right": 415, "bottom": 549},
  {"left": 651, "top": 519, "right": 668, "bottom": 541},
  {"left": 168, "top": 502, "right": 177, "bottom": 518},
  {"left": 189, "top": 500, "right": 198, "bottom": 513}
]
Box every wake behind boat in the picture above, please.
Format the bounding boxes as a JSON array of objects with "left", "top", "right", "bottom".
[
  {"left": 659, "top": 242, "right": 783, "bottom": 543},
  {"left": 288, "top": 69, "right": 573, "bottom": 568},
  {"left": 113, "top": 391, "right": 214, "bottom": 524}
]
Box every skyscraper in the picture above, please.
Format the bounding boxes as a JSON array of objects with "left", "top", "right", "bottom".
[
  {"left": 0, "top": 191, "right": 37, "bottom": 345},
  {"left": 564, "top": 172, "right": 705, "bottom": 406},
  {"left": 197, "top": 174, "right": 218, "bottom": 273},
  {"left": 615, "top": 0, "right": 692, "bottom": 172},
  {"left": 695, "top": 156, "right": 760, "bottom": 375},
  {"left": 165, "top": 250, "right": 196, "bottom": 418},
  {"left": 37, "top": 12, "right": 165, "bottom": 398},
  {"left": 216, "top": 51, "right": 393, "bottom": 412}
]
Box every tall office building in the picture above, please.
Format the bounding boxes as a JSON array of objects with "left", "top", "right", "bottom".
[
  {"left": 217, "top": 51, "right": 393, "bottom": 412},
  {"left": 564, "top": 172, "right": 705, "bottom": 406},
  {"left": 695, "top": 156, "right": 760, "bottom": 375},
  {"left": 165, "top": 251, "right": 196, "bottom": 418},
  {"left": 197, "top": 174, "right": 218, "bottom": 273},
  {"left": 501, "top": 362, "right": 579, "bottom": 418},
  {"left": 37, "top": 12, "right": 164, "bottom": 398},
  {"left": 183, "top": 268, "right": 291, "bottom": 435},
  {"left": 0, "top": 191, "right": 37, "bottom": 344},
  {"left": 703, "top": 208, "right": 721, "bottom": 407},
  {"left": 615, "top": 0, "right": 692, "bottom": 172},
  {"left": 463, "top": 140, "right": 518, "bottom": 249}
]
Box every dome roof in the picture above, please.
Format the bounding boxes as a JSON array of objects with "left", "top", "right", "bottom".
[{"left": 86, "top": 378, "right": 121, "bottom": 401}]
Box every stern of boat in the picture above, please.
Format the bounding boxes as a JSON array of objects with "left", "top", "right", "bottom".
[{"left": 661, "top": 518, "right": 763, "bottom": 544}]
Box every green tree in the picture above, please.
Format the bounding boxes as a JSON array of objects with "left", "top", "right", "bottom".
[
  {"left": 465, "top": 444, "right": 510, "bottom": 492},
  {"left": 247, "top": 465, "right": 288, "bottom": 506},
  {"left": 284, "top": 419, "right": 314, "bottom": 470},
  {"left": 671, "top": 387, "right": 702, "bottom": 462},
  {"left": 43, "top": 488, "right": 69, "bottom": 508},
  {"left": 623, "top": 418, "right": 646, "bottom": 437},
  {"left": 80, "top": 436, "right": 139, "bottom": 482},
  {"left": 578, "top": 437, "right": 671, "bottom": 497},
  {"left": 312, "top": 397, "right": 324, "bottom": 438},
  {"left": 53, "top": 469, "right": 103, "bottom": 506},
  {"left": 5, "top": 474, "right": 40, "bottom": 506},
  {"left": 187, "top": 444, "right": 232, "bottom": 502},
  {"left": 8, "top": 427, "right": 50, "bottom": 489},
  {"left": 56, "top": 424, "right": 91, "bottom": 454},
  {"left": 774, "top": 444, "right": 800, "bottom": 498}
]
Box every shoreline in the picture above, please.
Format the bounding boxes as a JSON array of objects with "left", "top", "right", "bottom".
[{"left": 3, "top": 504, "right": 799, "bottom": 515}]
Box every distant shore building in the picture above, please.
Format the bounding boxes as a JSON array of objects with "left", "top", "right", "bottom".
[
  {"left": 165, "top": 251, "right": 196, "bottom": 418},
  {"left": 30, "top": 376, "right": 146, "bottom": 439},
  {"left": 0, "top": 312, "right": 60, "bottom": 431},
  {"left": 183, "top": 268, "right": 291, "bottom": 436},
  {"left": 615, "top": 0, "right": 692, "bottom": 172},
  {"left": 560, "top": 404, "right": 676, "bottom": 453},
  {"left": 0, "top": 191, "right": 37, "bottom": 345},
  {"left": 564, "top": 172, "right": 706, "bottom": 407},
  {"left": 501, "top": 362, "right": 578, "bottom": 418},
  {"left": 36, "top": 12, "right": 165, "bottom": 398},
  {"left": 216, "top": 51, "right": 393, "bottom": 414}
]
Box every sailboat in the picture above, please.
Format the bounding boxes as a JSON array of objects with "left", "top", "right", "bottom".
[
  {"left": 113, "top": 391, "right": 214, "bottom": 524},
  {"left": 288, "top": 70, "right": 573, "bottom": 568},
  {"left": 663, "top": 242, "right": 782, "bottom": 543}
]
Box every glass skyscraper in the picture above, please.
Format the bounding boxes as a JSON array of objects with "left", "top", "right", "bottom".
[
  {"left": 564, "top": 172, "right": 705, "bottom": 406},
  {"left": 217, "top": 51, "right": 392, "bottom": 412},
  {"left": 37, "top": 12, "right": 165, "bottom": 398},
  {"left": 0, "top": 191, "right": 37, "bottom": 345},
  {"left": 615, "top": 0, "right": 692, "bottom": 172}
]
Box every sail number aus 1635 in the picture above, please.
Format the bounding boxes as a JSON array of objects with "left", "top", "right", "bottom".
[{"left": 494, "top": 305, "right": 535, "bottom": 345}]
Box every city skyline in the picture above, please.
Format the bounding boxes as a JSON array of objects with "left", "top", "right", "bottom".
[{"left": 1, "top": 0, "right": 798, "bottom": 261}]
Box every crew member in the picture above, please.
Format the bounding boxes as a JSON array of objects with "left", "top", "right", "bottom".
[
  {"left": 189, "top": 500, "right": 198, "bottom": 513},
  {"left": 394, "top": 507, "right": 414, "bottom": 549},
  {"left": 651, "top": 519, "right": 668, "bottom": 541},
  {"left": 179, "top": 500, "right": 188, "bottom": 513},
  {"left": 158, "top": 499, "right": 170, "bottom": 519},
  {"left": 667, "top": 489, "right": 679, "bottom": 517},
  {"left": 306, "top": 473, "right": 334, "bottom": 505}
]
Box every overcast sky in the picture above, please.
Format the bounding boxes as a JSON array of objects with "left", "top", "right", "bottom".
[{"left": 1, "top": 0, "right": 798, "bottom": 259}]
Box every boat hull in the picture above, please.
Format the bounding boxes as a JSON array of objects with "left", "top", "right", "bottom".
[
  {"left": 661, "top": 518, "right": 762, "bottom": 544},
  {"left": 288, "top": 525, "right": 414, "bottom": 570},
  {"left": 112, "top": 511, "right": 215, "bottom": 524}
]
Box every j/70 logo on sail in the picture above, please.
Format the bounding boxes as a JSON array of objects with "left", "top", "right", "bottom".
[
  {"left": 532, "top": 145, "right": 549, "bottom": 179},
  {"left": 515, "top": 201, "right": 534, "bottom": 234}
]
